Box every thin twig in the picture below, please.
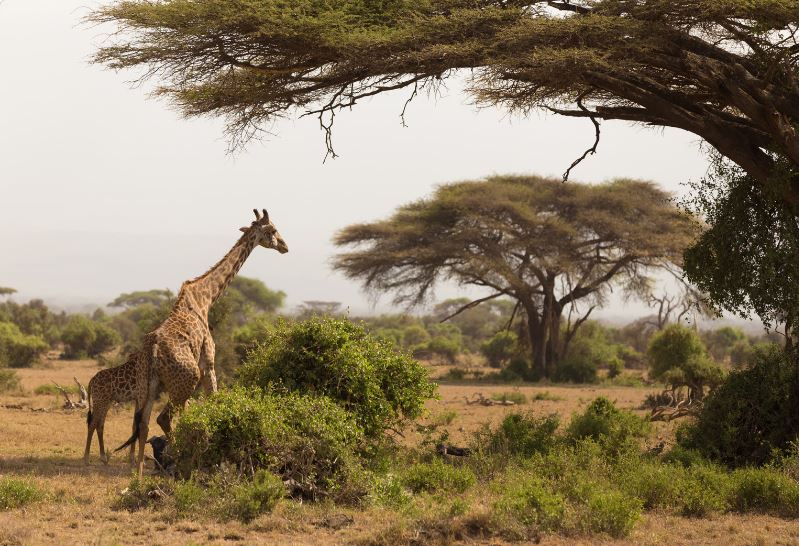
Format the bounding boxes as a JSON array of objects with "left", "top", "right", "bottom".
[{"left": 562, "top": 90, "right": 601, "bottom": 182}]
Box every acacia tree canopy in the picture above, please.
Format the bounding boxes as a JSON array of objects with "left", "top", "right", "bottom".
[
  {"left": 91, "top": 0, "right": 799, "bottom": 195},
  {"left": 333, "top": 175, "right": 697, "bottom": 378}
]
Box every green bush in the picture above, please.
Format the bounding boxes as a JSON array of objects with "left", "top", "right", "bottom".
[
  {"left": 495, "top": 478, "right": 566, "bottom": 531},
  {"left": 0, "top": 368, "right": 20, "bottom": 393},
  {"left": 0, "top": 477, "right": 46, "bottom": 510},
  {"left": 491, "top": 391, "right": 527, "bottom": 405},
  {"left": 172, "top": 387, "right": 364, "bottom": 499},
  {"left": 113, "top": 475, "right": 168, "bottom": 511},
  {"left": 678, "top": 345, "right": 799, "bottom": 466},
  {"left": 400, "top": 459, "right": 476, "bottom": 493},
  {"left": 729, "top": 467, "right": 799, "bottom": 516},
  {"left": 173, "top": 479, "right": 204, "bottom": 516},
  {"left": 677, "top": 464, "right": 731, "bottom": 516},
  {"left": 237, "top": 317, "right": 436, "bottom": 439},
  {"left": 480, "top": 412, "right": 560, "bottom": 458},
  {"left": 0, "top": 321, "right": 48, "bottom": 368},
  {"left": 618, "top": 460, "right": 682, "bottom": 509},
  {"left": 607, "top": 359, "right": 623, "bottom": 379},
  {"left": 60, "top": 315, "right": 120, "bottom": 359},
  {"left": 481, "top": 331, "right": 518, "bottom": 368},
  {"left": 219, "top": 469, "right": 285, "bottom": 523},
  {"left": 566, "top": 398, "right": 649, "bottom": 455},
  {"left": 582, "top": 488, "right": 642, "bottom": 538}
]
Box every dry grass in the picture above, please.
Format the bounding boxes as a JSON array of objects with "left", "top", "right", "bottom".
[{"left": 0, "top": 358, "right": 794, "bottom": 544}]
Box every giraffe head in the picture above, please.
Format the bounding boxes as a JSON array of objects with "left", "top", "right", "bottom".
[{"left": 240, "top": 208, "right": 289, "bottom": 253}]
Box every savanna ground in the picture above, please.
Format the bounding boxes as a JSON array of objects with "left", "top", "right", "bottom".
[{"left": 1, "top": 357, "right": 798, "bottom": 545}]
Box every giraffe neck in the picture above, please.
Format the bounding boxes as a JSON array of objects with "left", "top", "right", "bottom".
[{"left": 180, "top": 232, "right": 259, "bottom": 317}]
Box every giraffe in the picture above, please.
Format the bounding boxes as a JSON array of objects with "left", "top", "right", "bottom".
[
  {"left": 116, "top": 208, "right": 288, "bottom": 475},
  {"left": 83, "top": 351, "right": 143, "bottom": 465}
]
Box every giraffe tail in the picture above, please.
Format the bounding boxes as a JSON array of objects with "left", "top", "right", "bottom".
[
  {"left": 86, "top": 380, "right": 93, "bottom": 426},
  {"left": 114, "top": 409, "right": 143, "bottom": 453}
]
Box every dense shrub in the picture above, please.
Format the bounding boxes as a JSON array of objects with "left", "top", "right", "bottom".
[
  {"left": 729, "top": 467, "right": 799, "bottom": 516},
  {"left": 400, "top": 460, "right": 476, "bottom": 493},
  {"left": 495, "top": 478, "right": 566, "bottom": 531},
  {"left": 479, "top": 412, "right": 560, "bottom": 458},
  {"left": 237, "top": 317, "right": 436, "bottom": 439},
  {"left": 0, "top": 321, "right": 48, "bottom": 368},
  {"left": 566, "top": 398, "right": 649, "bottom": 455},
  {"left": 554, "top": 338, "right": 599, "bottom": 383},
  {"left": 61, "top": 315, "right": 121, "bottom": 359},
  {"left": 678, "top": 345, "right": 799, "bottom": 466},
  {"left": 172, "top": 387, "right": 364, "bottom": 499},
  {"left": 480, "top": 331, "right": 518, "bottom": 368},
  {"left": 581, "top": 488, "right": 642, "bottom": 538},
  {"left": 218, "top": 469, "right": 286, "bottom": 522},
  {"left": 0, "top": 477, "right": 46, "bottom": 510}
]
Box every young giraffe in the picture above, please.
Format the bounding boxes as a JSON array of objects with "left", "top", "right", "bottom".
[
  {"left": 83, "top": 350, "right": 143, "bottom": 465},
  {"left": 117, "top": 208, "right": 288, "bottom": 475}
]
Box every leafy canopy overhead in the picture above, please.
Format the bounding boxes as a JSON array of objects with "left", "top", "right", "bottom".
[{"left": 92, "top": 0, "right": 799, "bottom": 194}]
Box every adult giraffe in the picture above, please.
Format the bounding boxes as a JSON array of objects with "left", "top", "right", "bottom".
[{"left": 117, "top": 208, "right": 288, "bottom": 475}]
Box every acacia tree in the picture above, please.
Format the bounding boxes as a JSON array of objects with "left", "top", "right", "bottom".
[
  {"left": 92, "top": 1, "right": 799, "bottom": 190},
  {"left": 333, "top": 175, "right": 696, "bottom": 378}
]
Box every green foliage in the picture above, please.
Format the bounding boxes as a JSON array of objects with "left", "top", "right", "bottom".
[
  {"left": 647, "top": 324, "right": 724, "bottom": 395},
  {"left": 109, "top": 289, "right": 173, "bottom": 309},
  {"left": 237, "top": 317, "right": 436, "bottom": 438},
  {"left": 581, "top": 488, "right": 642, "bottom": 538},
  {"left": 34, "top": 384, "right": 78, "bottom": 396},
  {"left": 495, "top": 478, "right": 566, "bottom": 531},
  {"left": 0, "top": 321, "right": 48, "bottom": 368},
  {"left": 566, "top": 398, "right": 649, "bottom": 456},
  {"left": 684, "top": 155, "right": 799, "bottom": 331},
  {"left": 434, "top": 298, "right": 516, "bottom": 352},
  {"left": 219, "top": 469, "right": 285, "bottom": 523},
  {"left": 607, "top": 359, "right": 623, "bottom": 379},
  {"left": 0, "top": 368, "right": 20, "bottom": 393},
  {"left": 400, "top": 460, "right": 476, "bottom": 493},
  {"left": 60, "top": 315, "right": 121, "bottom": 358},
  {"left": 480, "top": 331, "right": 518, "bottom": 368},
  {"left": 556, "top": 322, "right": 624, "bottom": 384},
  {"left": 701, "top": 326, "right": 747, "bottom": 362},
  {"left": 0, "top": 477, "right": 46, "bottom": 511},
  {"left": 172, "top": 387, "right": 364, "bottom": 499},
  {"left": 490, "top": 391, "right": 527, "bottom": 405},
  {"left": 0, "top": 299, "right": 65, "bottom": 345},
  {"left": 113, "top": 475, "right": 167, "bottom": 511},
  {"left": 679, "top": 345, "right": 799, "bottom": 467},
  {"left": 478, "top": 412, "right": 560, "bottom": 458},
  {"left": 532, "top": 391, "right": 564, "bottom": 402},
  {"left": 729, "top": 467, "right": 799, "bottom": 516}
]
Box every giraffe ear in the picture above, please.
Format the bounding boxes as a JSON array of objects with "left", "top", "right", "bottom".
[{"left": 239, "top": 226, "right": 249, "bottom": 233}]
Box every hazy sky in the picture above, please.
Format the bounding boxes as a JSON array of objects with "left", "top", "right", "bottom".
[{"left": 0, "top": 0, "right": 711, "bottom": 317}]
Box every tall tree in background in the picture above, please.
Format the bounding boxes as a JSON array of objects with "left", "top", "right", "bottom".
[{"left": 333, "top": 175, "right": 696, "bottom": 378}]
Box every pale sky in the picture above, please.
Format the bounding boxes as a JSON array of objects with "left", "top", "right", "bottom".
[{"left": 0, "top": 0, "right": 712, "bottom": 317}]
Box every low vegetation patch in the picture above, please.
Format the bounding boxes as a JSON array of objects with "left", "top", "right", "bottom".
[
  {"left": 491, "top": 391, "right": 527, "bottom": 405},
  {"left": 0, "top": 368, "right": 20, "bottom": 393},
  {"left": 33, "top": 383, "right": 78, "bottom": 396},
  {"left": 531, "top": 391, "right": 563, "bottom": 402},
  {"left": 0, "top": 477, "right": 46, "bottom": 511}
]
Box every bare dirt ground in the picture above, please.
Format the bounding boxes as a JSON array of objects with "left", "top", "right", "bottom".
[{"left": 1, "top": 358, "right": 798, "bottom": 545}]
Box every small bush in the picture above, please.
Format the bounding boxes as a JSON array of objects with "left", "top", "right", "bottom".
[
  {"left": 729, "top": 467, "right": 799, "bottom": 516},
  {"left": 113, "top": 475, "right": 169, "bottom": 511},
  {"left": 495, "top": 478, "right": 566, "bottom": 531},
  {"left": 371, "top": 474, "right": 412, "bottom": 508},
  {"left": 678, "top": 464, "right": 731, "bottom": 517},
  {"left": 607, "top": 359, "right": 623, "bottom": 379},
  {"left": 237, "top": 317, "right": 436, "bottom": 439},
  {"left": 618, "top": 460, "right": 683, "bottom": 509},
  {"left": 0, "top": 477, "right": 46, "bottom": 510},
  {"left": 481, "top": 331, "right": 518, "bottom": 368},
  {"left": 679, "top": 345, "right": 799, "bottom": 466},
  {"left": 443, "top": 367, "right": 466, "bottom": 381},
  {"left": 0, "top": 322, "right": 48, "bottom": 368},
  {"left": 430, "top": 410, "right": 457, "bottom": 427},
  {"left": 401, "top": 460, "right": 476, "bottom": 493},
  {"left": 491, "top": 391, "right": 527, "bottom": 405},
  {"left": 60, "top": 315, "right": 120, "bottom": 359},
  {"left": 582, "top": 488, "right": 642, "bottom": 538},
  {"left": 532, "top": 391, "right": 563, "bottom": 402},
  {"left": 173, "top": 387, "right": 364, "bottom": 499},
  {"left": 219, "top": 470, "right": 285, "bottom": 523},
  {"left": 566, "top": 398, "right": 649, "bottom": 455},
  {"left": 0, "top": 368, "right": 20, "bottom": 393},
  {"left": 173, "top": 479, "right": 204, "bottom": 516},
  {"left": 481, "top": 413, "right": 560, "bottom": 458}
]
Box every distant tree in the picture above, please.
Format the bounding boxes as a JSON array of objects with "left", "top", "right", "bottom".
[
  {"left": 334, "top": 175, "right": 696, "bottom": 378},
  {"left": 109, "top": 289, "right": 173, "bottom": 309},
  {"left": 297, "top": 301, "right": 342, "bottom": 319},
  {"left": 648, "top": 324, "right": 724, "bottom": 401},
  {"left": 701, "top": 326, "right": 747, "bottom": 363},
  {"left": 0, "top": 322, "right": 48, "bottom": 368},
  {"left": 0, "top": 287, "right": 15, "bottom": 298},
  {"left": 433, "top": 297, "right": 515, "bottom": 350}
]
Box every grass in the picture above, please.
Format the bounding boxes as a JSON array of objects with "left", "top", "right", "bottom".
[
  {"left": 491, "top": 391, "right": 527, "bottom": 405},
  {"left": 33, "top": 384, "right": 79, "bottom": 396},
  {"left": 0, "top": 477, "right": 47, "bottom": 511},
  {"left": 430, "top": 410, "right": 458, "bottom": 426},
  {"left": 0, "top": 368, "right": 21, "bottom": 393},
  {"left": 532, "top": 391, "right": 564, "bottom": 401}
]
